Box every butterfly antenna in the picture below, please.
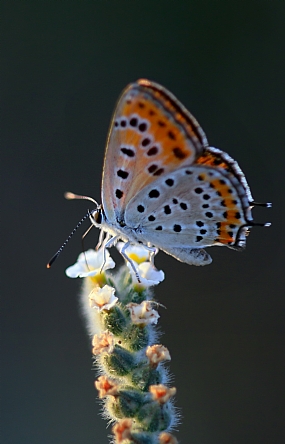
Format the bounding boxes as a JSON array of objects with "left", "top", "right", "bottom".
[
  {"left": 64, "top": 191, "right": 99, "bottom": 206},
  {"left": 47, "top": 212, "right": 91, "bottom": 268}
]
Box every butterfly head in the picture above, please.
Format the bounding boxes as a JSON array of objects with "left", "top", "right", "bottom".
[
  {"left": 64, "top": 191, "right": 104, "bottom": 227},
  {"left": 90, "top": 205, "right": 105, "bottom": 227}
]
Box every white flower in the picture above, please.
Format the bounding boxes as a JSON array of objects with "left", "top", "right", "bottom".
[
  {"left": 116, "top": 242, "right": 163, "bottom": 287},
  {"left": 89, "top": 285, "right": 118, "bottom": 311},
  {"left": 127, "top": 301, "right": 160, "bottom": 325},
  {"left": 117, "top": 242, "right": 150, "bottom": 264},
  {"left": 65, "top": 248, "right": 115, "bottom": 278},
  {"left": 127, "top": 261, "right": 165, "bottom": 287}
]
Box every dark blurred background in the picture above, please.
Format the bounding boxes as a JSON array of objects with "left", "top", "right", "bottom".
[{"left": 1, "top": 1, "right": 284, "bottom": 443}]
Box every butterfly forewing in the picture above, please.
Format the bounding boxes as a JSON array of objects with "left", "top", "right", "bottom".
[
  {"left": 102, "top": 79, "right": 208, "bottom": 223},
  {"left": 125, "top": 165, "right": 252, "bottom": 250}
]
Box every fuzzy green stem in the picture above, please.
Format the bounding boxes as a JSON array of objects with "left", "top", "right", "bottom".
[{"left": 79, "top": 263, "right": 178, "bottom": 443}]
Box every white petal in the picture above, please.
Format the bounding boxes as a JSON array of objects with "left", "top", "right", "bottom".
[
  {"left": 65, "top": 248, "right": 115, "bottom": 279},
  {"left": 84, "top": 249, "right": 115, "bottom": 271},
  {"left": 117, "top": 242, "right": 149, "bottom": 264},
  {"left": 139, "top": 262, "right": 165, "bottom": 284},
  {"left": 65, "top": 262, "right": 86, "bottom": 278},
  {"left": 127, "top": 261, "right": 164, "bottom": 287}
]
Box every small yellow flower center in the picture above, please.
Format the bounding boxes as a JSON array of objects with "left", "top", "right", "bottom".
[
  {"left": 128, "top": 253, "right": 148, "bottom": 265},
  {"left": 89, "top": 273, "right": 106, "bottom": 288}
]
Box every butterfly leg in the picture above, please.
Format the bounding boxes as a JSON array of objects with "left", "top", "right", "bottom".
[
  {"left": 120, "top": 241, "right": 141, "bottom": 283},
  {"left": 96, "top": 229, "right": 105, "bottom": 251},
  {"left": 146, "top": 243, "right": 159, "bottom": 267},
  {"left": 99, "top": 233, "right": 112, "bottom": 273}
]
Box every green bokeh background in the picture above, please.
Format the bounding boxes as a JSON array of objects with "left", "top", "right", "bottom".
[{"left": 1, "top": 1, "right": 284, "bottom": 443}]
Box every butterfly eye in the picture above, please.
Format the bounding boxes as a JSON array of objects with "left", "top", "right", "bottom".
[{"left": 94, "top": 209, "right": 102, "bottom": 225}]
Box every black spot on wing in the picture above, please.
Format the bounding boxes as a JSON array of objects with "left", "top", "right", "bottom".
[
  {"left": 138, "top": 122, "right": 147, "bottom": 132},
  {"left": 153, "top": 168, "right": 164, "bottom": 176},
  {"left": 115, "top": 189, "right": 123, "bottom": 199},
  {"left": 168, "top": 130, "right": 176, "bottom": 140},
  {"left": 137, "top": 205, "right": 145, "bottom": 213},
  {"left": 147, "top": 146, "right": 158, "bottom": 156},
  {"left": 173, "top": 147, "right": 186, "bottom": 159},
  {"left": 142, "top": 138, "right": 151, "bottom": 147},
  {"left": 165, "top": 178, "right": 174, "bottom": 186},
  {"left": 121, "top": 147, "right": 135, "bottom": 157},
  {"left": 149, "top": 189, "right": 160, "bottom": 198},
  {"left": 130, "top": 117, "right": 138, "bottom": 127},
  {"left": 117, "top": 169, "right": 129, "bottom": 179},
  {"left": 148, "top": 164, "right": 158, "bottom": 173}
]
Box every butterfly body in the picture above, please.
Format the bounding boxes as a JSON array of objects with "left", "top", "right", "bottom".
[{"left": 86, "top": 79, "right": 270, "bottom": 269}]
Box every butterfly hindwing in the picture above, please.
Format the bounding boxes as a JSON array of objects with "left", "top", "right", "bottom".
[
  {"left": 125, "top": 164, "right": 252, "bottom": 252},
  {"left": 102, "top": 79, "right": 208, "bottom": 224},
  {"left": 158, "top": 246, "right": 213, "bottom": 266},
  {"left": 196, "top": 146, "right": 254, "bottom": 202}
]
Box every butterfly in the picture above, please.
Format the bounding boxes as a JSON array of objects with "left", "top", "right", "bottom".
[{"left": 49, "top": 79, "right": 271, "bottom": 278}]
